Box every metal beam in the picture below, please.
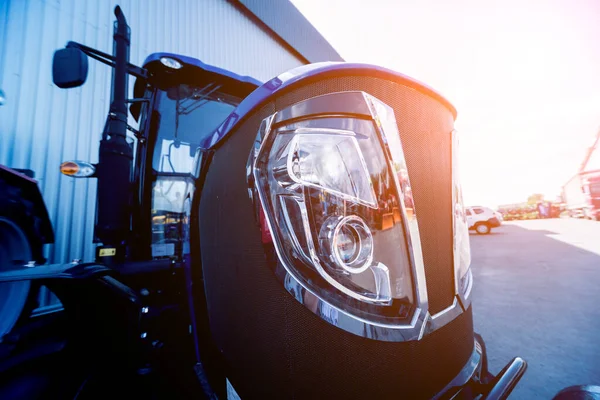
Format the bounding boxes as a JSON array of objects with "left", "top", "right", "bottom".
[{"left": 231, "top": 0, "right": 344, "bottom": 63}]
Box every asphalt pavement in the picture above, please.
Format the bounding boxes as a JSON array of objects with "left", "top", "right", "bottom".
[{"left": 470, "top": 219, "right": 600, "bottom": 399}]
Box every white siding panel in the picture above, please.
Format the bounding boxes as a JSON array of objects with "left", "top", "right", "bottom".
[{"left": 0, "top": 0, "right": 304, "bottom": 264}]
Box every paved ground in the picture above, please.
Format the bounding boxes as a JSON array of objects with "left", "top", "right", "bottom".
[{"left": 470, "top": 219, "right": 600, "bottom": 399}]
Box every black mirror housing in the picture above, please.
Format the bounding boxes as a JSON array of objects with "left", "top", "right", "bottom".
[{"left": 52, "top": 47, "right": 88, "bottom": 88}]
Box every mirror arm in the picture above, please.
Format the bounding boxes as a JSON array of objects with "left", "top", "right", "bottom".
[
  {"left": 66, "top": 41, "right": 113, "bottom": 67},
  {"left": 65, "top": 41, "right": 149, "bottom": 80}
]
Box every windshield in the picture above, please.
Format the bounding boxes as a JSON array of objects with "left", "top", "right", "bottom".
[{"left": 152, "top": 84, "right": 240, "bottom": 175}]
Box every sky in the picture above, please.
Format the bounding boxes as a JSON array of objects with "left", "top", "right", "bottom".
[{"left": 291, "top": 0, "right": 600, "bottom": 208}]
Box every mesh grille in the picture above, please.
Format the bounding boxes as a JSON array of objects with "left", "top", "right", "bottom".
[{"left": 199, "top": 75, "right": 467, "bottom": 399}]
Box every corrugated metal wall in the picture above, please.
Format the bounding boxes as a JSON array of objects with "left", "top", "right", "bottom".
[{"left": 0, "top": 0, "right": 304, "bottom": 265}]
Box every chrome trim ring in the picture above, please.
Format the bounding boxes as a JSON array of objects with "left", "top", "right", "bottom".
[{"left": 363, "top": 94, "right": 429, "bottom": 316}]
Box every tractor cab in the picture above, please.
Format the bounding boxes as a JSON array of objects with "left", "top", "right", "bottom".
[{"left": 126, "top": 54, "right": 260, "bottom": 263}]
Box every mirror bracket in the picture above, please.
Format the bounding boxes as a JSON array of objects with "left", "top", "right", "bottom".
[{"left": 65, "top": 41, "right": 149, "bottom": 80}]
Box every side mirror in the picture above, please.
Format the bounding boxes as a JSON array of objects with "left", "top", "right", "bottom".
[
  {"left": 52, "top": 47, "right": 88, "bottom": 88},
  {"left": 0, "top": 89, "right": 5, "bottom": 106}
]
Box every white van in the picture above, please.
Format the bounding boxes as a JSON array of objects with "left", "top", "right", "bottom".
[{"left": 465, "top": 206, "right": 502, "bottom": 234}]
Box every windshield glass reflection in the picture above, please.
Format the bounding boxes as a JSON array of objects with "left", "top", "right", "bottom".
[{"left": 152, "top": 84, "right": 240, "bottom": 175}]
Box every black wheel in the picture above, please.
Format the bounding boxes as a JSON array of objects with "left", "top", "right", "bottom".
[
  {"left": 475, "top": 222, "right": 491, "bottom": 235},
  {"left": 0, "top": 217, "right": 33, "bottom": 338}
]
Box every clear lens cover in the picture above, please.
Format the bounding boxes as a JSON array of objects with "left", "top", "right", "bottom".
[{"left": 253, "top": 95, "right": 419, "bottom": 325}]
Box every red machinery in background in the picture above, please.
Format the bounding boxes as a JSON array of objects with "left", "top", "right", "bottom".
[{"left": 562, "top": 129, "right": 600, "bottom": 220}]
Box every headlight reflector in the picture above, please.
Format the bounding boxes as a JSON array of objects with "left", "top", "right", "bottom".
[
  {"left": 322, "top": 215, "right": 373, "bottom": 274},
  {"left": 288, "top": 132, "right": 377, "bottom": 207}
]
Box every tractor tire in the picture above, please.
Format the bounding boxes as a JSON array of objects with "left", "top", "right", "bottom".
[{"left": 0, "top": 216, "right": 36, "bottom": 339}]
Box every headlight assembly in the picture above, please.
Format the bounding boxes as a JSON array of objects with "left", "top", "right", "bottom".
[
  {"left": 248, "top": 90, "right": 472, "bottom": 341},
  {"left": 249, "top": 91, "right": 429, "bottom": 340},
  {"left": 258, "top": 122, "right": 403, "bottom": 306}
]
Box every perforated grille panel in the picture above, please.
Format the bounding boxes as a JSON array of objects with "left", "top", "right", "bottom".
[{"left": 199, "top": 75, "right": 468, "bottom": 399}]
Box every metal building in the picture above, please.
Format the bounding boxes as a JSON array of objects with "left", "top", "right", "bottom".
[{"left": 0, "top": 0, "right": 342, "bottom": 270}]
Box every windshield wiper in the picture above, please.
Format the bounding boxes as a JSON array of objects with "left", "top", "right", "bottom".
[{"left": 177, "top": 83, "right": 223, "bottom": 116}]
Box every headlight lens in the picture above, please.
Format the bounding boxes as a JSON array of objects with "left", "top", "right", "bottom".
[
  {"left": 252, "top": 92, "right": 423, "bottom": 325},
  {"left": 160, "top": 56, "right": 183, "bottom": 70}
]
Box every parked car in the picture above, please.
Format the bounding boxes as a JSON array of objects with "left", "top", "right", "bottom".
[{"left": 465, "top": 206, "right": 502, "bottom": 234}]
